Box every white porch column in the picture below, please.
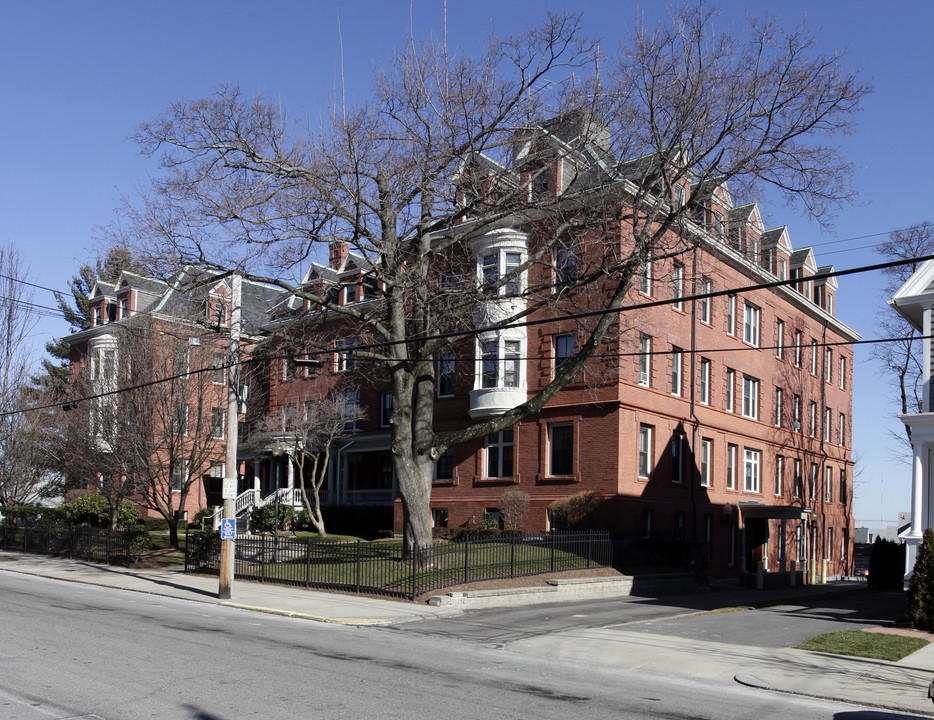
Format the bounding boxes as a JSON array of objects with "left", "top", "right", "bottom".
[
  {"left": 923, "top": 306, "right": 932, "bottom": 413},
  {"left": 906, "top": 440, "right": 926, "bottom": 587},
  {"left": 286, "top": 455, "right": 295, "bottom": 491}
]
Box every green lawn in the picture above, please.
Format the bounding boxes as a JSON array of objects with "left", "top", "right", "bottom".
[{"left": 795, "top": 631, "right": 929, "bottom": 662}]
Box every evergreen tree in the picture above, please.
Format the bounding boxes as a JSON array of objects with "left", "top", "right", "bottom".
[
  {"left": 906, "top": 528, "right": 934, "bottom": 631},
  {"left": 33, "top": 246, "right": 139, "bottom": 395}
]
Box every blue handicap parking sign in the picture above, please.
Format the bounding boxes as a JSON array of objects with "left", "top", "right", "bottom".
[{"left": 221, "top": 518, "right": 236, "bottom": 540}]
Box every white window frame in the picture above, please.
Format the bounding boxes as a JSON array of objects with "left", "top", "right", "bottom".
[
  {"left": 839, "top": 412, "right": 846, "bottom": 447},
  {"left": 380, "top": 392, "right": 392, "bottom": 428},
  {"left": 824, "top": 406, "right": 832, "bottom": 442},
  {"left": 726, "top": 443, "right": 737, "bottom": 490},
  {"left": 336, "top": 338, "right": 359, "bottom": 372},
  {"left": 211, "top": 408, "right": 225, "bottom": 440},
  {"left": 810, "top": 340, "right": 818, "bottom": 375},
  {"left": 671, "top": 347, "right": 682, "bottom": 396},
  {"left": 671, "top": 434, "right": 684, "bottom": 484},
  {"left": 742, "top": 375, "right": 759, "bottom": 419},
  {"left": 699, "top": 358, "right": 710, "bottom": 404},
  {"left": 825, "top": 466, "right": 833, "bottom": 502},
  {"left": 775, "top": 319, "right": 784, "bottom": 359},
  {"left": 170, "top": 461, "right": 187, "bottom": 493},
  {"left": 700, "top": 277, "right": 711, "bottom": 324},
  {"left": 744, "top": 448, "right": 761, "bottom": 493},
  {"left": 725, "top": 368, "right": 735, "bottom": 413},
  {"left": 638, "top": 334, "right": 651, "bottom": 386},
  {"left": 726, "top": 294, "right": 736, "bottom": 335},
  {"left": 479, "top": 336, "right": 522, "bottom": 389},
  {"left": 793, "top": 395, "right": 802, "bottom": 433},
  {"left": 775, "top": 455, "right": 784, "bottom": 496},
  {"left": 485, "top": 429, "right": 514, "bottom": 479},
  {"left": 794, "top": 330, "right": 802, "bottom": 367},
  {"left": 839, "top": 356, "right": 846, "bottom": 389},
  {"left": 638, "top": 424, "right": 653, "bottom": 479},
  {"left": 824, "top": 348, "right": 832, "bottom": 383},
  {"left": 639, "top": 256, "right": 652, "bottom": 295},
  {"left": 672, "top": 262, "right": 683, "bottom": 311},
  {"left": 743, "top": 302, "right": 760, "bottom": 346},
  {"left": 774, "top": 387, "right": 783, "bottom": 427},
  {"left": 700, "top": 438, "right": 712, "bottom": 487},
  {"left": 809, "top": 401, "right": 817, "bottom": 438}
]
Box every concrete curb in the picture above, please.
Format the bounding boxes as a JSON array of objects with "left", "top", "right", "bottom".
[{"left": 217, "top": 602, "right": 393, "bottom": 625}]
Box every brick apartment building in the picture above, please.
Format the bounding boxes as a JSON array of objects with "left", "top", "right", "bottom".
[{"left": 65, "top": 122, "right": 857, "bottom": 582}]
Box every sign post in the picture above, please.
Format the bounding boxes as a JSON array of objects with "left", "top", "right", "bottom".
[{"left": 219, "top": 274, "right": 241, "bottom": 600}]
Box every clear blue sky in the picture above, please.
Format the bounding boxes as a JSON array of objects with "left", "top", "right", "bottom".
[{"left": 2, "top": 0, "right": 931, "bottom": 528}]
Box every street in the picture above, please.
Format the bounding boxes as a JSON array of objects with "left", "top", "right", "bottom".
[{"left": 0, "top": 571, "right": 923, "bottom": 719}]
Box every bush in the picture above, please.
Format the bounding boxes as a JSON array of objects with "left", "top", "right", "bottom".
[
  {"left": 250, "top": 503, "right": 293, "bottom": 532},
  {"left": 907, "top": 529, "right": 934, "bottom": 630},
  {"left": 142, "top": 517, "right": 169, "bottom": 532},
  {"left": 189, "top": 506, "right": 217, "bottom": 530},
  {"left": 186, "top": 530, "right": 221, "bottom": 566},
  {"left": 548, "top": 491, "right": 601, "bottom": 531},
  {"left": 0, "top": 505, "right": 43, "bottom": 524},
  {"left": 868, "top": 537, "right": 906, "bottom": 590}
]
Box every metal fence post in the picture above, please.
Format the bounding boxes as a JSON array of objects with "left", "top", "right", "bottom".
[
  {"left": 410, "top": 546, "right": 418, "bottom": 601},
  {"left": 305, "top": 538, "right": 311, "bottom": 588},
  {"left": 463, "top": 538, "right": 470, "bottom": 584},
  {"left": 510, "top": 537, "right": 516, "bottom": 578},
  {"left": 355, "top": 540, "right": 361, "bottom": 593}
]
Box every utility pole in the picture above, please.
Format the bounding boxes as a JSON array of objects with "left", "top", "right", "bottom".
[{"left": 219, "top": 273, "right": 241, "bottom": 600}]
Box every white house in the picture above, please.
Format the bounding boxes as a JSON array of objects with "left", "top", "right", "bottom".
[{"left": 889, "top": 259, "right": 934, "bottom": 586}]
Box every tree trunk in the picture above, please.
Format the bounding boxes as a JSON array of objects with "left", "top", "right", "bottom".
[
  {"left": 168, "top": 514, "right": 180, "bottom": 550},
  {"left": 397, "top": 455, "right": 434, "bottom": 557}
]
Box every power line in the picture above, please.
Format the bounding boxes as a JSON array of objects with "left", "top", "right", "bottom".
[{"left": 4, "top": 252, "right": 931, "bottom": 419}]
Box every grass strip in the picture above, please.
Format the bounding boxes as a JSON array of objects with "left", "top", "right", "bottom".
[{"left": 795, "top": 630, "right": 929, "bottom": 662}]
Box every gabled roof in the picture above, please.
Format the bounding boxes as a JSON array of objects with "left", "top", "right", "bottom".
[
  {"left": 890, "top": 258, "right": 934, "bottom": 330},
  {"left": 814, "top": 265, "right": 838, "bottom": 291},
  {"left": 790, "top": 247, "right": 817, "bottom": 272},
  {"left": 89, "top": 281, "right": 116, "bottom": 299}
]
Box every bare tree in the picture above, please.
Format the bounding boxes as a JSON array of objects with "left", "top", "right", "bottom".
[
  {"left": 250, "top": 388, "right": 363, "bottom": 538},
  {"left": 499, "top": 488, "right": 530, "bottom": 532},
  {"left": 114, "top": 5, "right": 869, "bottom": 552},
  {"left": 873, "top": 221, "right": 934, "bottom": 453},
  {"left": 0, "top": 244, "right": 58, "bottom": 506},
  {"left": 116, "top": 318, "right": 226, "bottom": 547}
]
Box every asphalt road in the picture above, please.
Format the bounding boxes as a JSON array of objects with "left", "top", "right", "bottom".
[
  {"left": 0, "top": 572, "right": 916, "bottom": 720},
  {"left": 396, "top": 588, "right": 907, "bottom": 649}
]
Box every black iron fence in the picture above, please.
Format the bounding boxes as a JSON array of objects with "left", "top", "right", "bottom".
[
  {"left": 186, "top": 530, "right": 612, "bottom": 600},
  {"left": 0, "top": 522, "right": 136, "bottom": 566}
]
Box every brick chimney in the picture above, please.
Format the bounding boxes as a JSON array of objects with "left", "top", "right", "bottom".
[{"left": 329, "top": 241, "right": 350, "bottom": 270}]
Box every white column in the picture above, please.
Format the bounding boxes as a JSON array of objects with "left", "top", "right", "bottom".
[
  {"left": 910, "top": 441, "right": 924, "bottom": 538},
  {"left": 924, "top": 307, "right": 932, "bottom": 413}
]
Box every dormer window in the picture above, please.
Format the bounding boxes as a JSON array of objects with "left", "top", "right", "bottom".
[
  {"left": 94, "top": 305, "right": 103, "bottom": 327},
  {"left": 120, "top": 296, "right": 130, "bottom": 318},
  {"left": 673, "top": 184, "right": 685, "bottom": 210},
  {"left": 107, "top": 302, "right": 117, "bottom": 322},
  {"left": 713, "top": 211, "right": 725, "bottom": 239},
  {"left": 531, "top": 168, "right": 549, "bottom": 200},
  {"left": 214, "top": 302, "right": 227, "bottom": 327}
]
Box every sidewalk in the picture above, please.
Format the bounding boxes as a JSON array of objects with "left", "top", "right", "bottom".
[
  {"left": 2, "top": 551, "right": 933, "bottom": 716},
  {"left": 0, "top": 551, "right": 461, "bottom": 625}
]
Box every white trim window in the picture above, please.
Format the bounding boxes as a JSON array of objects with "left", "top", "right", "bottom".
[
  {"left": 743, "top": 302, "right": 760, "bottom": 346},
  {"left": 824, "top": 406, "right": 832, "bottom": 442},
  {"left": 672, "top": 262, "right": 683, "bottom": 311},
  {"left": 726, "top": 294, "right": 736, "bottom": 335},
  {"left": 485, "top": 428, "right": 514, "bottom": 478},
  {"left": 809, "top": 401, "right": 817, "bottom": 438},
  {"left": 794, "top": 330, "right": 802, "bottom": 367},
  {"left": 744, "top": 448, "right": 761, "bottom": 493},
  {"left": 699, "top": 358, "right": 711, "bottom": 404},
  {"left": 336, "top": 338, "right": 359, "bottom": 372},
  {"left": 212, "top": 353, "right": 226, "bottom": 385},
  {"left": 638, "top": 334, "right": 651, "bottom": 386},
  {"left": 700, "top": 277, "right": 711, "bottom": 324},
  {"left": 742, "top": 375, "right": 759, "bottom": 419},
  {"left": 839, "top": 355, "right": 847, "bottom": 389},
  {"left": 775, "top": 319, "right": 784, "bottom": 359},
  {"left": 726, "top": 443, "right": 737, "bottom": 490},
  {"left": 810, "top": 340, "right": 818, "bottom": 375},
  {"left": 671, "top": 347, "right": 682, "bottom": 396},
  {"left": 793, "top": 395, "right": 802, "bottom": 432},
  {"left": 774, "top": 387, "right": 783, "bottom": 427},
  {"left": 839, "top": 412, "right": 846, "bottom": 447},
  {"left": 825, "top": 466, "right": 833, "bottom": 502},
  {"left": 481, "top": 249, "right": 524, "bottom": 295},
  {"left": 824, "top": 348, "right": 832, "bottom": 383},
  {"left": 700, "top": 438, "right": 712, "bottom": 487},
  {"left": 725, "top": 368, "right": 735, "bottom": 412},
  {"left": 211, "top": 407, "right": 225, "bottom": 440},
  {"left": 671, "top": 433, "right": 684, "bottom": 484},
  {"left": 480, "top": 337, "right": 521, "bottom": 389},
  {"left": 775, "top": 455, "right": 784, "bottom": 496},
  {"left": 170, "top": 461, "right": 187, "bottom": 492},
  {"left": 639, "top": 256, "right": 652, "bottom": 295},
  {"left": 638, "top": 424, "right": 653, "bottom": 479},
  {"left": 341, "top": 390, "right": 361, "bottom": 430}
]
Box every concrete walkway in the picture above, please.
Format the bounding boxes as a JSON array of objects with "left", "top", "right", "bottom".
[{"left": 2, "top": 551, "right": 933, "bottom": 716}]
